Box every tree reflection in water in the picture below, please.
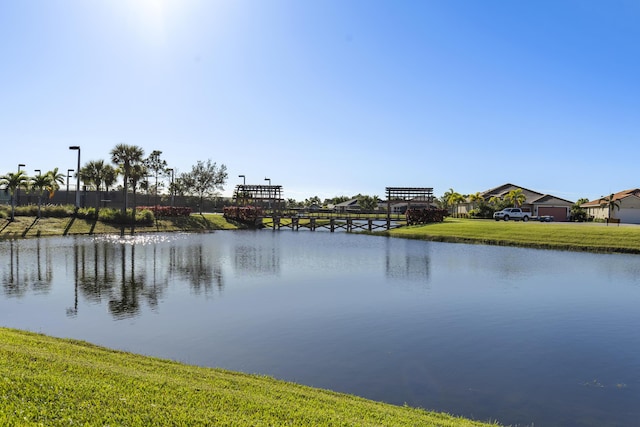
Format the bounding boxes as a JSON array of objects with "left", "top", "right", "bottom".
[
  {"left": 58, "top": 234, "right": 225, "bottom": 319},
  {"left": 2, "top": 239, "right": 53, "bottom": 297}
]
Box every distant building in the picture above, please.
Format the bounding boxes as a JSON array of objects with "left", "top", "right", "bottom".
[{"left": 581, "top": 189, "right": 640, "bottom": 224}]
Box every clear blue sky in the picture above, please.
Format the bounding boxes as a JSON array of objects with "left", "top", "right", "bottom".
[{"left": 1, "top": 0, "right": 639, "bottom": 202}]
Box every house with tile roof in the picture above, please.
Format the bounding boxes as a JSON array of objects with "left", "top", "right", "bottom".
[
  {"left": 581, "top": 189, "right": 640, "bottom": 223},
  {"left": 458, "top": 183, "right": 574, "bottom": 221}
]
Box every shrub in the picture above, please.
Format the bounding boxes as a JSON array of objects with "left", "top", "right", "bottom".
[
  {"left": 14, "top": 205, "right": 39, "bottom": 217},
  {"left": 77, "top": 207, "right": 97, "bottom": 220},
  {"left": 95, "top": 208, "right": 155, "bottom": 225},
  {"left": 41, "top": 204, "right": 75, "bottom": 218},
  {"left": 136, "top": 209, "right": 154, "bottom": 225},
  {"left": 138, "top": 206, "right": 192, "bottom": 217}
]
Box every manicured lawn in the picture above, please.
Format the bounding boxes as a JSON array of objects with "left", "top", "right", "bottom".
[
  {"left": 0, "top": 213, "right": 237, "bottom": 239},
  {"left": 0, "top": 327, "right": 500, "bottom": 427},
  {"left": 388, "top": 218, "right": 640, "bottom": 253}
]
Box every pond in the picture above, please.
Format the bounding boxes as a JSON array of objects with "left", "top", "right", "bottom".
[{"left": 1, "top": 231, "right": 640, "bottom": 427}]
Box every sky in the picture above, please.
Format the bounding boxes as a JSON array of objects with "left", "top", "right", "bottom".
[{"left": 1, "top": 0, "right": 639, "bottom": 202}]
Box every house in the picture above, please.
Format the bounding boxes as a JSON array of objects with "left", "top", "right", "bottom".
[
  {"left": 581, "top": 189, "right": 640, "bottom": 224},
  {"left": 334, "top": 198, "right": 361, "bottom": 212},
  {"left": 459, "top": 183, "right": 574, "bottom": 221},
  {"left": 388, "top": 197, "right": 437, "bottom": 214}
]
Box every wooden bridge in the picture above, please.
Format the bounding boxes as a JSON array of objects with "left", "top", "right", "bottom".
[
  {"left": 261, "top": 211, "right": 407, "bottom": 232},
  {"left": 224, "top": 185, "right": 441, "bottom": 232}
]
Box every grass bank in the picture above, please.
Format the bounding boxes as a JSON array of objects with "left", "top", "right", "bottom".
[
  {"left": 0, "top": 327, "right": 500, "bottom": 427},
  {"left": 0, "top": 213, "right": 238, "bottom": 239},
  {"left": 387, "top": 218, "right": 640, "bottom": 253}
]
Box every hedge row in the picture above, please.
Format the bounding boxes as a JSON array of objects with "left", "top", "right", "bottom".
[{"left": 137, "top": 206, "right": 192, "bottom": 217}]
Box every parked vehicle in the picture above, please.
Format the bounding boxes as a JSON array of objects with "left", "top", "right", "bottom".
[{"left": 493, "top": 208, "right": 531, "bottom": 222}]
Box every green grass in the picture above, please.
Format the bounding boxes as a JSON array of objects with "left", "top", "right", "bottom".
[
  {"left": 0, "top": 213, "right": 238, "bottom": 239},
  {"left": 0, "top": 327, "right": 501, "bottom": 427},
  {"left": 387, "top": 217, "right": 640, "bottom": 253}
]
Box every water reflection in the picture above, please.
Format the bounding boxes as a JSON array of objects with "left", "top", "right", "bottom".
[
  {"left": 385, "top": 238, "right": 431, "bottom": 282},
  {"left": 2, "top": 239, "right": 53, "bottom": 297},
  {"left": 170, "top": 244, "right": 223, "bottom": 294},
  {"left": 234, "top": 245, "right": 279, "bottom": 276}
]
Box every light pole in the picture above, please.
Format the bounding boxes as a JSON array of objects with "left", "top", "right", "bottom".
[
  {"left": 66, "top": 169, "right": 74, "bottom": 205},
  {"left": 69, "top": 146, "right": 81, "bottom": 211},
  {"left": 167, "top": 168, "right": 174, "bottom": 207},
  {"left": 17, "top": 164, "right": 25, "bottom": 205},
  {"left": 238, "top": 174, "right": 245, "bottom": 185},
  {"left": 34, "top": 169, "right": 41, "bottom": 176},
  {"left": 264, "top": 177, "right": 271, "bottom": 210}
]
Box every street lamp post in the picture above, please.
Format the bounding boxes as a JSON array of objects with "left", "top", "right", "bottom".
[
  {"left": 34, "top": 169, "right": 41, "bottom": 176},
  {"left": 264, "top": 177, "right": 271, "bottom": 210},
  {"left": 167, "top": 168, "right": 174, "bottom": 207},
  {"left": 66, "top": 169, "right": 74, "bottom": 205},
  {"left": 238, "top": 174, "right": 245, "bottom": 185},
  {"left": 17, "top": 164, "right": 25, "bottom": 205},
  {"left": 69, "top": 146, "right": 81, "bottom": 211},
  {"left": 167, "top": 168, "right": 175, "bottom": 207}
]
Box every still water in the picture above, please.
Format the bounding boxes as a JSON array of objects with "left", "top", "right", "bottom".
[{"left": 1, "top": 231, "right": 640, "bottom": 426}]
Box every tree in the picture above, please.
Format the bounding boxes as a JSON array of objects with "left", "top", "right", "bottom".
[
  {"left": 447, "top": 191, "right": 466, "bottom": 216},
  {"left": 144, "top": 150, "right": 168, "bottom": 206},
  {"left": 0, "top": 171, "right": 29, "bottom": 221},
  {"left": 30, "top": 173, "right": 54, "bottom": 218},
  {"left": 440, "top": 188, "right": 456, "bottom": 210},
  {"left": 110, "top": 144, "right": 145, "bottom": 214},
  {"left": 304, "top": 196, "right": 322, "bottom": 207},
  {"left": 181, "top": 160, "right": 228, "bottom": 214},
  {"left": 79, "top": 160, "right": 110, "bottom": 214},
  {"left": 46, "top": 168, "right": 66, "bottom": 199},
  {"left": 488, "top": 195, "right": 502, "bottom": 206},
  {"left": 504, "top": 188, "right": 526, "bottom": 207},
  {"left": 128, "top": 164, "right": 148, "bottom": 223},
  {"left": 570, "top": 198, "right": 590, "bottom": 222},
  {"left": 357, "top": 195, "right": 379, "bottom": 211},
  {"left": 469, "top": 192, "right": 483, "bottom": 209},
  {"left": 102, "top": 165, "right": 119, "bottom": 194},
  {"left": 325, "top": 195, "right": 350, "bottom": 206},
  {"left": 286, "top": 198, "right": 302, "bottom": 208},
  {"left": 599, "top": 194, "right": 620, "bottom": 224}
]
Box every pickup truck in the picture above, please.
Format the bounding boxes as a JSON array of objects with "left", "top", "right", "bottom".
[{"left": 493, "top": 208, "right": 531, "bottom": 222}]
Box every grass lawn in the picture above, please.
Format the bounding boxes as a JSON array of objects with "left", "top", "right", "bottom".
[
  {"left": 0, "top": 213, "right": 238, "bottom": 239},
  {"left": 0, "top": 327, "right": 501, "bottom": 427},
  {"left": 387, "top": 217, "right": 640, "bottom": 253}
]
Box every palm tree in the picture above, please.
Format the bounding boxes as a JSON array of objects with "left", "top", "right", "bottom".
[
  {"left": 504, "top": 188, "right": 526, "bottom": 208},
  {"left": 102, "top": 165, "right": 118, "bottom": 195},
  {"left": 128, "top": 163, "right": 148, "bottom": 223},
  {"left": 599, "top": 194, "right": 621, "bottom": 224},
  {"left": 469, "top": 192, "right": 483, "bottom": 209},
  {"left": 0, "top": 170, "right": 29, "bottom": 221},
  {"left": 79, "top": 160, "right": 109, "bottom": 214},
  {"left": 488, "top": 196, "right": 502, "bottom": 206},
  {"left": 30, "top": 173, "right": 54, "bottom": 218},
  {"left": 440, "top": 188, "right": 456, "bottom": 210},
  {"left": 46, "top": 168, "right": 66, "bottom": 200},
  {"left": 447, "top": 192, "right": 467, "bottom": 217},
  {"left": 110, "top": 144, "right": 145, "bottom": 215}
]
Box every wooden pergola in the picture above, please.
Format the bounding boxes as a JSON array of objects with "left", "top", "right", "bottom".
[
  {"left": 233, "top": 184, "right": 284, "bottom": 212},
  {"left": 385, "top": 187, "right": 434, "bottom": 216}
]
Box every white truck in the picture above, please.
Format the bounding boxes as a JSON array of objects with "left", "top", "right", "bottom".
[{"left": 493, "top": 207, "right": 532, "bottom": 222}]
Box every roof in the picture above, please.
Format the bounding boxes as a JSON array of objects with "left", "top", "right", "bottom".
[
  {"left": 530, "top": 194, "right": 575, "bottom": 205},
  {"left": 335, "top": 198, "right": 359, "bottom": 207},
  {"left": 581, "top": 189, "right": 640, "bottom": 207},
  {"left": 480, "top": 183, "right": 573, "bottom": 205}
]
